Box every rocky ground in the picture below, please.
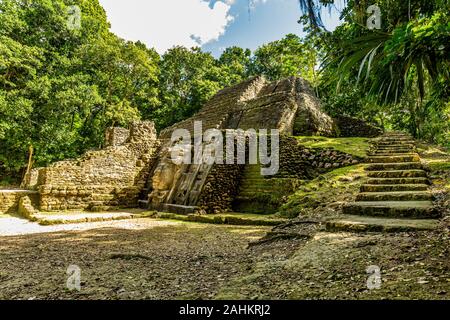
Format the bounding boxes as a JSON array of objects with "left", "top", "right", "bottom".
[
  {"left": 219, "top": 223, "right": 449, "bottom": 299},
  {"left": 0, "top": 218, "right": 269, "bottom": 300},
  {"left": 0, "top": 213, "right": 448, "bottom": 300}
]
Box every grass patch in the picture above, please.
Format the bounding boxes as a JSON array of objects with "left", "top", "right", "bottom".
[
  {"left": 278, "top": 165, "right": 366, "bottom": 218},
  {"left": 295, "top": 136, "right": 370, "bottom": 158},
  {"left": 427, "top": 160, "right": 450, "bottom": 172},
  {"left": 428, "top": 161, "right": 450, "bottom": 193}
]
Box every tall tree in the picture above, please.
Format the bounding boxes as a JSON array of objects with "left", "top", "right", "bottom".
[
  {"left": 0, "top": 0, "right": 160, "bottom": 176},
  {"left": 156, "top": 46, "right": 233, "bottom": 130},
  {"left": 306, "top": 0, "right": 449, "bottom": 143},
  {"left": 250, "top": 34, "right": 319, "bottom": 84}
]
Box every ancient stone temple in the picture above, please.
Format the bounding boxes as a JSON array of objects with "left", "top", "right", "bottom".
[
  {"left": 142, "top": 76, "right": 358, "bottom": 214},
  {"left": 1, "top": 76, "right": 374, "bottom": 217}
]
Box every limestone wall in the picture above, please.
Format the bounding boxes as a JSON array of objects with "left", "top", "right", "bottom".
[
  {"left": 197, "top": 164, "right": 245, "bottom": 214},
  {"left": 36, "top": 121, "right": 159, "bottom": 212},
  {"left": 159, "top": 77, "right": 267, "bottom": 139},
  {"left": 293, "top": 79, "right": 335, "bottom": 136},
  {"left": 145, "top": 76, "right": 338, "bottom": 213},
  {"left": 230, "top": 135, "right": 360, "bottom": 214},
  {"left": 105, "top": 127, "right": 130, "bottom": 147},
  {"left": 334, "top": 116, "right": 383, "bottom": 138},
  {"left": 238, "top": 92, "right": 298, "bottom": 134},
  {"left": 277, "top": 135, "right": 360, "bottom": 179},
  {"left": 0, "top": 190, "right": 39, "bottom": 214}
]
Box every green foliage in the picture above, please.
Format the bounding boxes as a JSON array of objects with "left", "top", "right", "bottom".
[
  {"left": 218, "top": 46, "right": 252, "bottom": 84},
  {"left": 250, "top": 34, "right": 319, "bottom": 84},
  {"left": 156, "top": 47, "right": 223, "bottom": 129},
  {"left": 309, "top": 0, "right": 449, "bottom": 145},
  {"left": 0, "top": 0, "right": 160, "bottom": 175}
]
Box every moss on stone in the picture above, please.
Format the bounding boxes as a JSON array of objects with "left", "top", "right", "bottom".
[
  {"left": 148, "top": 211, "right": 287, "bottom": 226},
  {"left": 295, "top": 136, "right": 370, "bottom": 158},
  {"left": 278, "top": 165, "right": 366, "bottom": 218}
]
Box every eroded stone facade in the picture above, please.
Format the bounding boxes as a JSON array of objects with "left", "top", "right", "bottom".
[
  {"left": 0, "top": 190, "right": 39, "bottom": 214},
  {"left": 36, "top": 121, "right": 159, "bottom": 212},
  {"left": 5, "top": 76, "right": 376, "bottom": 216},
  {"left": 144, "top": 76, "right": 341, "bottom": 214}
]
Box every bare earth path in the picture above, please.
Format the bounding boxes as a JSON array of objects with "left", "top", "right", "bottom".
[
  {"left": 0, "top": 217, "right": 268, "bottom": 300},
  {"left": 0, "top": 215, "right": 448, "bottom": 300}
]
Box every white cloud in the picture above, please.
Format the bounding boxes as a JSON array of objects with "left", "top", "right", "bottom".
[
  {"left": 249, "top": 0, "right": 268, "bottom": 9},
  {"left": 98, "top": 0, "right": 234, "bottom": 53}
]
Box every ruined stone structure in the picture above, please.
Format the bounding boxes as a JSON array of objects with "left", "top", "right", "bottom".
[
  {"left": 143, "top": 76, "right": 355, "bottom": 214},
  {"left": 0, "top": 190, "right": 39, "bottom": 214},
  {"left": 334, "top": 115, "right": 383, "bottom": 138},
  {"left": 1, "top": 76, "right": 376, "bottom": 217},
  {"left": 26, "top": 121, "right": 160, "bottom": 212}
]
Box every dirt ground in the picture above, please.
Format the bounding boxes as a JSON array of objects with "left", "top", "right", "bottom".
[
  {"left": 0, "top": 218, "right": 268, "bottom": 300},
  {"left": 0, "top": 216, "right": 448, "bottom": 300},
  {"left": 219, "top": 221, "right": 450, "bottom": 299}
]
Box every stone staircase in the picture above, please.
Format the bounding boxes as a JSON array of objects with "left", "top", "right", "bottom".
[
  {"left": 232, "top": 164, "right": 290, "bottom": 214},
  {"left": 232, "top": 165, "right": 277, "bottom": 214},
  {"left": 327, "top": 132, "right": 440, "bottom": 232}
]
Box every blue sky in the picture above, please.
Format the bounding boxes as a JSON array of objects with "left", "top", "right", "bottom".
[
  {"left": 204, "top": 0, "right": 342, "bottom": 56},
  {"left": 99, "top": 0, "right": 343, "bottom": 57}
]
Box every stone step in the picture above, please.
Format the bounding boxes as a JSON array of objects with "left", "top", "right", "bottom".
[
  {"left": 370, "top": 152, "right": 416, "bottom": 156},
  {"left": 375, "top": 137, "right": 414, "bottom": 143},
  {"left": 372, "top": 152, "right": 415, "bottom": 157},
  {"left": 356, "top": 191, "right": 433, "bottom": 202},
  {"left": 326, "top": 215, "right": 439, "bottom": 233},
  {"left": 374, "top": 145, "right": 414, "bottom": 149},
  {"left": 375, "top": 142, "right": 414, "bottom": 146},
  {"left": 159, "top": 203, "right": 198, "bottom": 215},
  {"left": 375, "top": 147, "right": 415, "bottom": 152},
  {"left": 239, "top": 189, "right": 274, "bottom": 196},
  {"left": 380, "top": 133, "right": 412, "bottom": 136},
  {"left": 382, "top": 134, "right": 412, "bottom": 138},
  {"left": 372, "top": 145, "right": 415, "bottom": 152},
  {"left": 376, "top": 136, "right": 414, "bottom": 140},
  {"left": 372, "top": 139, "right": 416, "bottom": 146},
  {"left": 36, "top": 211, "right": 140, "bottom": 226},
  {"left": 375, "top": 143, "right": 415, "bottom": 148},
  {"left": 365, "top": 162, "right": 423, "bottom": 171},
  {"left": 374, "top": 148, "right": 415, "bottom": 153},
  {"left": 360, "top": 184, "right": 429, "bottom": 192},
  {"left": 138, "top": 200, "right": 149, "bottom": 209},
  {"left": 343, "top": 201, "right": 438, "bottom": 218},
  {"left": 367, "top": 170, "right": 427, "bottom": 178},
  {"left": 367, "top": 177, "right": 430, "bottom": 185},
  {"left": 377, "top": 140, "right": 415, "bottom": 144},
  {"left": 367, "top": 155, "right": 420, "bottom": 163}
]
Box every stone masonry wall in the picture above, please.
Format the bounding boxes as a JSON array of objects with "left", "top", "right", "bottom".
[
  {"left": 146, "top": 76, "right": 338, "bottom": 213},
  {"left": 37, "top": 121, "right": 159, "bottom": 212},
  {"left": 196, "top": 163, "right": 245, "bottom": 214},
  {"left": 293, "top": 79, "right": 336, "bottom": 136},
  {"left": 0, "top": 190, "right": 39, "bottom": 214},
  {"left": 334, "top": 115, "right": 383, "bottom": 138},
  {"left": 277, "top": 135, "right": 360, "bottom": 179}
]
